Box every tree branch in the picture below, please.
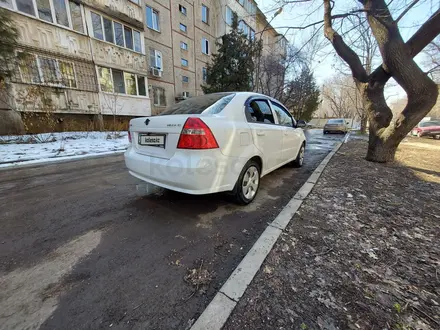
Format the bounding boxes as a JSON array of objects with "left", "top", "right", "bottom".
[
  {"left": 323, "top": 0, "right": 369, "bottom": 82},
  {"left": 395, "top": 0, "right": 420, "bottom": 23}
]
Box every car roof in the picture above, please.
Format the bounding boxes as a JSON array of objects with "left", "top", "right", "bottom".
[{"left": 228, "top": 92, "right": 284, "bottom": 104}]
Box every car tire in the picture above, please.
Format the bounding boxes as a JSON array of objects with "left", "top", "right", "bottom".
[
  {"left": 323, "top": 131, "right": 327, "bottom": 134},
  {"left": 232, "top": 160, "right": 261, "bottom": 205},
  {"left": 417, "top": 132, "right": 422, "bottom": 138},
  {"left": 293, "top": 143, "right": 305, "bottom": 168}
]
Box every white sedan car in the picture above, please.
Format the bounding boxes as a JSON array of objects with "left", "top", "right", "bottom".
[{"left": 125, "top": 92, "right": 306, "bottom": 204}]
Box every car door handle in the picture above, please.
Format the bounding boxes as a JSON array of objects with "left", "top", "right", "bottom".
[{"left": 257, "top": 132, "right": 265, "bottom": 136}]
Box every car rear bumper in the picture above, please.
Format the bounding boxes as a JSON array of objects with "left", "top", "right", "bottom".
[
  {"left": 324, "top": 126, "right": 347, "bottom": 132},
  {"left": 124, "top": 147, "right": 246, "bottom": 195}
]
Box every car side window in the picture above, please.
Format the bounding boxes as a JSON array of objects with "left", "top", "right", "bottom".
[
  {"left": 271, "top": 102, "right": 294, "bottom": 127},
  {"left": 245, "top": 99, "right": 275, "bottom": 124}
]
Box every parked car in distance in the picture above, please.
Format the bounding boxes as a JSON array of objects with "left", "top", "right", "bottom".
[
  {"left": 125, "top": 92, "right": 307, "bottom": 204},
  {"left": 411, "top": 120, "right": 440, "bottom": 138},
  {"left": 323, "top": 119, "right": 349, "bottom": 134}
]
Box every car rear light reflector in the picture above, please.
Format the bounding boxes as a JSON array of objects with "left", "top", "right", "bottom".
[{"left": 177, "top": 117, "right": 219, "bottom": 149}]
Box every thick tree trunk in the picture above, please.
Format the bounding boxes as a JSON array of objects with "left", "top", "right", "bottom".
[
  {"left": 366, "top": 128, "right": 398, "bottom": 162},
  {"left": 360, "top": 114, "right": 367, "bottom": 134}
]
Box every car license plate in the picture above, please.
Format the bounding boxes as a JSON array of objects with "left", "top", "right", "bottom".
[{"left": 138, "top": 134, "right": 165, "bottom": 147}]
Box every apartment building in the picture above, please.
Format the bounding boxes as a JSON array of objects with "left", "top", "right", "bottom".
[
  {"left": 0, "top": 0, "right": 286, "bottom": 133},
  {"left": 143, "top": 0, "right": 270, "bottom": 115},
  {"left": 1, "top": 0, "right": 151, "bottom": 133}
]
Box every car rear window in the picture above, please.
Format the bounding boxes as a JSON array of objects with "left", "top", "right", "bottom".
[
  {"left": 327, "top": 119, "right": 344, "bottom": 124},
  {"left": 159, "top": 93, "right": 235, "bottom": 115}
]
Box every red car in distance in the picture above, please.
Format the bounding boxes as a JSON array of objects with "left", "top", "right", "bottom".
[{"left": 412, "top": 120, "right": 440, "bottom": 139}]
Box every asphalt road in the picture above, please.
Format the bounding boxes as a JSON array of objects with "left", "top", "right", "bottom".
[{"left": 0, "top": 129, "right": 343, "bottom": 330}]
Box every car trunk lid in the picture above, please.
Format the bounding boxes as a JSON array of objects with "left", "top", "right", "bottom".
[{"left": 129, "top": 115, "right": 191, "bottom": 159}]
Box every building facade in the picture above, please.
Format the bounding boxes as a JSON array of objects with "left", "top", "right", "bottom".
[{"left": 0, "top": 0, "right": 286, "bottom": 133}]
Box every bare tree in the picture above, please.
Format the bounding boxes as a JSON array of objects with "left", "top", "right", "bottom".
[{"left": 278, "top": 0, "right": 440, "bottom": 162}]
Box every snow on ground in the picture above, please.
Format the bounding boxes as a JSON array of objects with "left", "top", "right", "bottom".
[{"left": 0, "top": 132, "right": 129, "bottom": 168}]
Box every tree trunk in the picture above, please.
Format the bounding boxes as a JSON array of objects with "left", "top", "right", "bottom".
[
  {"left": 360, "top": 114, "right": 367, "bottom": 134},
  {"left": 366, "top": 129, "right": 398, "bottom": 162}
]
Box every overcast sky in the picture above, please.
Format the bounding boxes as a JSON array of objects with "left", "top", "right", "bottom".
[{"left": 254, "top": 0, "right": 438, "bottom": 102}]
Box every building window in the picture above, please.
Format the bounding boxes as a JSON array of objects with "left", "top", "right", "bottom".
[
  {"left": 98, "top": 67, "right": 113, "bottom": 92},
  {"left": 146, "top": 6, "right": 160, "bottom": 31},
  {"left": 153, "top": 86, "right": 166, "bottom": 106},
  {"left": 124, "top": 72, "right": 137, "bottom": 95},
  {"left": 0, "top": 0, "right": 13, "bottom": 9},
  {"left": 53, "top": 0, "right": 69, "bottom": 27},
  {"left": 202, "top": 5, "right": 209, "bottom": 24},
  {"left": 14, "top": 0, "right": 84, "bottom": 32},
  {"left": 103, "top": 17, "right": 114, "bottom": 43},
  {"left": 238, "top": 0, "right": 244, "bottom": 6},
  {"left": 91, "top": 12, "right": 142, "bottom": 53},
  {"left": 69, "top": 1, "right": 84, "bottom": 32},
  {"left": 98, "top": 66, "right": 147, "bottom": 97},
  {"left": 202, "top": 38, "right": 209, "bottom": 55},
  {"left": 37, "top": 0, "right": 52, "bottom": 23},
  {"left": 19, "top": 54, "right": 41, "bottom": 84},
  {"left": 181, "top": 58, "right": 188, "bottom": 67},
  {"left": 19, "top": 53, "right": 77, "bottom": 88},
  {"left": 180, "top": 23, "right": 187, "bottom": 33},
  {"left": 129, "top": 0, "right": 140, "bottom": 4},
  {"left": 114, "top": 22, "right": 124, "bottom": 47},
  {"left": 137, "top": 76, "right": 146, "bottom": 96},
  {"left": 16, "top": 0, "right": 35, "bottom": 16},
  {"left": 133, "top": 31, "right": 142, "bottom": 52},
  {"left": 179, "top": 4, "right": 187, "bottom": 15},
  {"left": 182, "top": 76, "right": 189, "bottom": 83},
  {"left": 124, "top": 26, "right": 133, "bottom": 50},
  {"left": 180, "top": 41, "right": 188, "bottom": 50},
  {"left": 250, "top": 28, "right": 255, "bottom": 40},
  {"left": 150, "top": 49, "right": 163, "bottom": 70},
  {"left": 91, "top": 12, "right": 104, "bottom": 40},
  {"left": 226, "top": 6, "right": 234, "bottom": 25},
  {"left": 202, "top": 67, "right": 207, "bottom": 82}
]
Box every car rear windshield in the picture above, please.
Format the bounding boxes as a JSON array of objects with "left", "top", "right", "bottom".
[
  {"left": 159, "top": 93, "right": 235, "bottom": 115},
  {"left": 327, "top": 119, "right": 344, "bottom": 124}
]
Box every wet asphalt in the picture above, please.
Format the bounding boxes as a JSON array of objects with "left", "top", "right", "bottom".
[{"left": 0, "top": 129, "right": 343, "bottom": 330}]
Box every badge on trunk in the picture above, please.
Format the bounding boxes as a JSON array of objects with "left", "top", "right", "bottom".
[{"left": 145, "top": 118, "right": 150, "bottom": 125}]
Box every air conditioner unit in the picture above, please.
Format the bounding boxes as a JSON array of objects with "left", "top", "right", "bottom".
[{"left": 150, "top": 67, "right": 162, "bottom": 77}]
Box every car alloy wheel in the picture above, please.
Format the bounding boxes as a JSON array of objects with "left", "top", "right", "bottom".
[
  {"left": 242, "top": 166, "right": 259, "bottom": 200},
  {"left": 293, "top": 144, "right": 305, "bottom": 167},
  {"left": 233, "top": 160, "right": 261, "bottom": 205}
]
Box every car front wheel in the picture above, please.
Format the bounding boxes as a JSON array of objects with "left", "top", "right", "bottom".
[
  {"left": 293, "top": 143, "right": 305, "bottom": 168},
  {"left": 233, "top": 160, "right": 261, "bottom": 205}
]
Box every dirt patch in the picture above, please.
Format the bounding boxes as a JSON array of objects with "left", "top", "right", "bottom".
[{"left": 224, "top": 139, "right": 440, "bottom": 330}]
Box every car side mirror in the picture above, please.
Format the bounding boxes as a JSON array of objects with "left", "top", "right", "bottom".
[{"left": 297, "top": 120, "right": 306, "bottom": 128}]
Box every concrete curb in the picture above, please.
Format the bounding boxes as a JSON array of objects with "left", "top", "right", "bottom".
[
  {"left": 191, "top": 141, "right": 344, "bottom": 330},
  {"left": 0, "top": 150, "right": 125, "bottom": 172}
]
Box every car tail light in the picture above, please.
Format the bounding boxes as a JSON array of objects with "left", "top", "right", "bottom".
[
  {"left": 177, "top": 117, "right": 219, "bottom": 149},
  {"left": 128, "top": 130, "right": 132, "bottom": 143}
]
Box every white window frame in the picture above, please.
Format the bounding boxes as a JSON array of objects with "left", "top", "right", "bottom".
[
  {"left": 202, "top": 38, "right": 209, "bottom": 55},
  {"left": 182, "top": 75, "right": 189, "bottom": 83},
  {"left": 97, "top": 66, "right": 148, "bottom": 97},
  {"left": 90, "top": 11, "right": 143, "bottom": 54},
  {"left": 4, "top": 0, "right": 86, "bottom": 34},
  {"left": 152, "top": 86, "right": 166, "bottom": 106},
  {"left": 202, "top": 5, "right": 209, "bottom": 24},
  {"left": 150, "top": 49, "right": 163, "bottom": 71},
  {"left": 181, "top": 58, "right": 188, "bottom": 67},
  {"left": 180, "top": 41, "right": 188, "bottom": 51},
  {"left": 146, "top": 6, "right": 160, "bottom": 32},
  {"left": 179, "top": 23, "right": 187, "bottom": 33}
]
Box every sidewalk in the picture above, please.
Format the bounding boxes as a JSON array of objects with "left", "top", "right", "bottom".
[
  {"left": 0, "top": 132, "right": 128, "bottom": 168},
  {"left": 224, "top": 139, "right": 440, "bottom": 329}
]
